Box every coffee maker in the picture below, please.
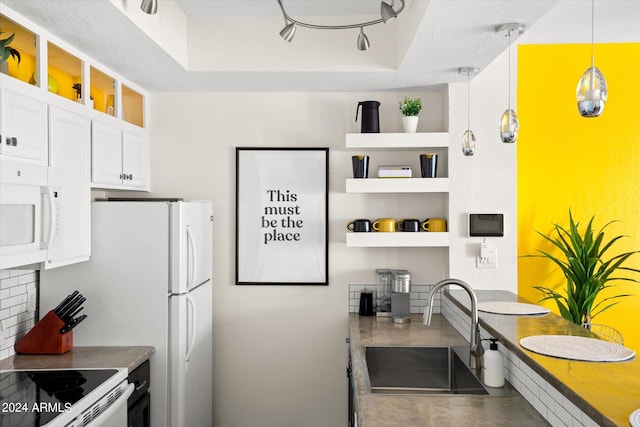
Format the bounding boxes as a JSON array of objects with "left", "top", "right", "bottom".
[{"left": 391, "top": 269, "right": 411, "bottom": 324}]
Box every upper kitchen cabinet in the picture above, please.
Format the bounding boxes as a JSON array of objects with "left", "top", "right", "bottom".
[
  {"left": 122, "top": 84, "right": 145, "bottom": 128},
  {"left": 92, "top": 119, "right": 149, "bottom": 191},
  {"left": 47, "top": 106, "right": 91, "bottom": 268},
  {"left": 0, "top": 14, "right": 37, "bottom": 86},
  {"left": 0, "top": 87, "right": 48, "bottom": 164},
  {"left": 90, "top": 66, "right": 116, "bottom": 117},
  {"left": 47, "top": 42, "right": 83, "bottom": 103},
  {"left": 1, "top": 5, "right": 150, "bottom": 191}
]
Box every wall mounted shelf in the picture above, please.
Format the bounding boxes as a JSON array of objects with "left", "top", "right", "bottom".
[
  {"left": 346, "top": 177, "right": 449, "bottom": 193},
  {"left": 346, "top": 232, "right": 450, "bottom": 247},
  {"left": 346, "top": 132, "right": 449, "bottom": 149}
]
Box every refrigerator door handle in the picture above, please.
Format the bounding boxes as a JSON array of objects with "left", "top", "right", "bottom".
[
  {"left": 186, "top": 225, "right": 197, "bottom": 289},
  {"left": 185, "top": 294, "right": 197, "bottom": 367}
]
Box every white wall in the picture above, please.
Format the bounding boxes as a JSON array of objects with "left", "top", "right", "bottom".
[
  {"left": 448, "top": 48, "right": 518, "bottom": 290},
  {"left": 147, "top": 69, "right": 514, "bottom": 425}
]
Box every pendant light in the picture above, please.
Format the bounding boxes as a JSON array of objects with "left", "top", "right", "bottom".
[
  {"left": 496, "top": 23, "right": 524, "bottom": 144},
  {"left": 459, "top": 67, "right": 480, "bottom": 156},
  {"left": 577, "top": 0, "right": 607, "bottom": 118}
]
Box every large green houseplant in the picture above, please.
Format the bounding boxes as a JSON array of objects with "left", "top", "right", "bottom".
[
  {"left": 0, "top": 28, "right": 21, "bottom": 66},
  {"left": 530, "top": 210, "right": 640, "bottom": 325}
]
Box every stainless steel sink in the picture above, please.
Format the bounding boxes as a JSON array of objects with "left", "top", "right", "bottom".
[{"left": 364, "top": 346, "right": 489, "bottom": 395}]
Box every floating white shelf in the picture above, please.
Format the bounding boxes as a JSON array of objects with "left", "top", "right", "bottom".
[
  {"left": 346, "top": 132, "right": 449, "bottom": 149},
  {"left": 346, "top": 177, "right": 449, "bottom": 193},
  {"left": 346, "top": 232, "right": 450, "bottom": 247}
]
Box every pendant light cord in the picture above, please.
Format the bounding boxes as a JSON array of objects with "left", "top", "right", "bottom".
[
  {"left": 591, "top": 0, "right": 595, "bottom": 69},
  {"left": 467, "top": 71, "right": 471, "bottom": 131},
  {"left": 507, "top": 30, "right": 512, "bottom": 111}
]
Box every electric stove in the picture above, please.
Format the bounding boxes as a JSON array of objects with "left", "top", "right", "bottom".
[{"left": 0, "top": 368, "right": 128, "bottom": 427}]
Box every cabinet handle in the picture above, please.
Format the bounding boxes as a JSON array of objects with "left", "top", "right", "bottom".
[
  {"left": 119, "top": 173, "right": 124, "bottom": 180},
  {"left": 5, "top": 137, "right": 17, "bottom": 146},
  {"left": 128, "top": 174, "right": 133, "bottom": 180}
]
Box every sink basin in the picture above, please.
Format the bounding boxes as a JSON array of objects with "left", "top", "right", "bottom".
[{"left": 364, "top": 346, "right": 488, "bottom": 395}]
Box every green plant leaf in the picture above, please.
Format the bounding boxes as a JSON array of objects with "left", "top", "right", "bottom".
[{"left": 527, "top": 209, "right": 640, "bottom": 326}]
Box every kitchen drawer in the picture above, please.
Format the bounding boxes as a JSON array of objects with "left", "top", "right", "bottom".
[{"left": 128, "top": 359, "right": 150, "bottom": 405}]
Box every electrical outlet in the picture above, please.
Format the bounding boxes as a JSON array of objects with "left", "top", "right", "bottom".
[
  {"left": 27, "top": 289, "right": 37, "bottom": 313},
  {"left": 477, "top": 247, "right": 498, "bottom": 268}
]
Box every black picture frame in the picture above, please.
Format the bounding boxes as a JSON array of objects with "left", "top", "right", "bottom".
[{"left": 235, "top": 147, "right": 329, "bottom": 285}]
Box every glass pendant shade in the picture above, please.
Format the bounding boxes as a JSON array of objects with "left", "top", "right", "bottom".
[
  {"left": 461, "top": 130, "right": 476, "bottom": 156},
  {"left": 577, "top": 66, "right": 607, "bottom": 117},
  {"left": 499, "top": 109, "right": 519, "bottom": 143}
]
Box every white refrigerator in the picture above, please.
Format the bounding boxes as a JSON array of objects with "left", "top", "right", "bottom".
[{"left": 40, "top": 200, "right": 213, "bottom": 427}]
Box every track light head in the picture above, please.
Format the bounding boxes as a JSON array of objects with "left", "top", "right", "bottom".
[
  {"left": 280, "top": 22, "right": 296, "bottom": 42},
  {"left": 380, "top": 1, "right": 397, "bottom": 23},
  {"left": 357, "top": 28, "right": 370, "bottom": 51},
  {"left": 140, "top": 0, "right": 157, "bottom": 15}
]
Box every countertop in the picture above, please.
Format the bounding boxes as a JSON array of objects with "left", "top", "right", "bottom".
[
  {"left": 0, "top": 346, "right": 154, "bottom": 373},
  {"left": 447, "top": 290, "right": 640, "bottom": 427},
  {"left": 349, "top": 313, "right": 548, "bottom": 427}
]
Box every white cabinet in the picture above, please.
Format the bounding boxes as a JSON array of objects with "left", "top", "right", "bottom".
[
  {"left": 46, "top": 106, "right": 91, "bottom": 268},
  {"left": 122, "top": 128, "right": 149, "bottom": 189},
  {"left": 91, "top": 120, "right": 149, "bottom": 190},
  {"left": 0, "top": 88, "right": 48, "bottom": 164},
  {"left": 345, "top": 132, "right": 450, "bottom": 248}
]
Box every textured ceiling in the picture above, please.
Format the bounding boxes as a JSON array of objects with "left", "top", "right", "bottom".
[{"left": 1, "top": 1, "right": 638, "bottom": 92}]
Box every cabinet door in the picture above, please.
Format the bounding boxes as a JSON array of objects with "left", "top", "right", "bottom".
[
  {"left": 0, "top": 88, "right": 48, "bottom": 164},
  {"left": 46, "top": 106, "right": 91, "bottom": 268},
  {"left": 122, "top": 129, "right": 149, "bottom": 189},
  {"left": 91, "top": 120, "right": 123, "bottom": 186}
]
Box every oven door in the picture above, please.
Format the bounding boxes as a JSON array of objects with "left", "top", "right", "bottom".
[
  {"left": 66, "top": 381, "right": 134, "bottom": 427},
  {"left": 85, "top": 382, "right": 134, "bottom": 427},
  {"left": 0, "top": 160, "right": 47, "bottom": 269}
]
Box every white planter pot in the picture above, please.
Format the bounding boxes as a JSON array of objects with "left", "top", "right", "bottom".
[{"left": 402, "top": 116, "right": 419, "bottom": 133}]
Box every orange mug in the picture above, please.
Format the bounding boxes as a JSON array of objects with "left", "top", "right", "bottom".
[{"left": 421, "top": 218, "right": 447, "bottom": 232}]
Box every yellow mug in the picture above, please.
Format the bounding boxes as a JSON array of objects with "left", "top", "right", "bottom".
[
  {"left": 372, "top": 218, "right": 396, "bottom": 232},
  {"left": 421, "top": 218, "right": 447, "bottom": 232}
]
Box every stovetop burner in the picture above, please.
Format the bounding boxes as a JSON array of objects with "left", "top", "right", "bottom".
[{"left": 0, "top": 368, "right": 118, "bottom": 427}]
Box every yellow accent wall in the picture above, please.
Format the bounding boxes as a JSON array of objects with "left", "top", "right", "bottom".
[{"left": 518, "top": 43, "right": 640, "bottom": 351}]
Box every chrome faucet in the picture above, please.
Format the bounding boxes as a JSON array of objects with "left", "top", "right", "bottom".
[{"left": 423, "top": 278, "right": 484, "bottom": 370}]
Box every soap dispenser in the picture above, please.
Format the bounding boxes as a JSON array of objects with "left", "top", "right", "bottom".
[{"left": 483, "top": 338, "right": 504, "bottom": 388}]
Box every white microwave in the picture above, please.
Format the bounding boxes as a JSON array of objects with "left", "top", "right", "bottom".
[{"left": 0, "top": 160, "right": 61, "bottom": 269}]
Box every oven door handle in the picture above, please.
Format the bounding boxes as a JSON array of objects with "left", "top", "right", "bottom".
[{"left": 87, "top": 383, "right": 134, "bottom": 426}]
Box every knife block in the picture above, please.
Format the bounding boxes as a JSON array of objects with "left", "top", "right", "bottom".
[{"left": 14, "top": 310, "right": 72, "bottom": 355}]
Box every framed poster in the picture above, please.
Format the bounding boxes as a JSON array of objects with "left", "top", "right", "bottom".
[{"left": 236, "top": 147, "right": 329, "bottom": 285}]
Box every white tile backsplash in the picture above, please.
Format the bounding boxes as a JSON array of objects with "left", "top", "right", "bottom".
[
  {"left": 348, "top": 283, "right": 439, "bottom": 314},
  {"left": 441, "top": 294, "right": 599, "bottom": 427},
  {"left": 0, "top": 269, "right": 37, "bottom": 360}
]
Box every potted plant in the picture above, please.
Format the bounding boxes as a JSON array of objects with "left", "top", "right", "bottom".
[
  {"left": 0, "top": 28, "right": 21, "bottom": 74},
  {"left": 528, "top": 210, "right": 640, "bottom": 326},
  {"left": 399, "top": 96, "right": 422, "bottom": 133}
]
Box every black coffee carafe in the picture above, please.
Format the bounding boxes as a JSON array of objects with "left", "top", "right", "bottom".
[{"left": 355, "top": 101, "right": 380, "bottom": 133}]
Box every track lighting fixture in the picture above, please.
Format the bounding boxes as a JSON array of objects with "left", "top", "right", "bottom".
[
  {"left": 277, "top": 0, "right": 405, "bottom": 50},
  {"left": 140, "top": 0, "right": 157, "bottom": 15},
  {"left": 357, "top": 27, "right": 370, "bottom": 51},
  {"left": 577, "top": 0, "right": 607, "bottom": 118},
  {"left": 459, "top": 67, "right": 480, "bottom": 156},
  {"left": 496, "top": 23, "right": 524, "bottom": 144}
]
